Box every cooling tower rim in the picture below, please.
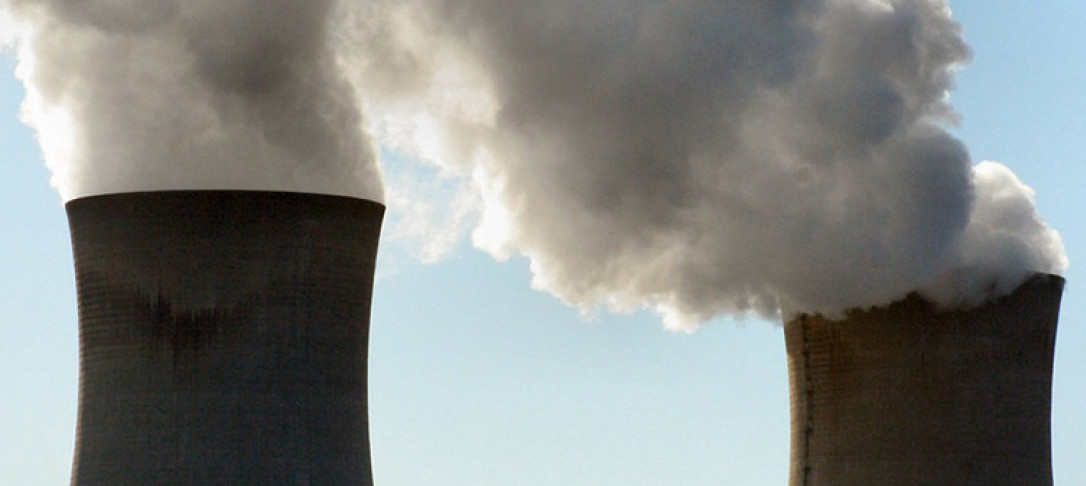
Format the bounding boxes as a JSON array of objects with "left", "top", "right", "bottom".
[
  {"left": 788, "top": 272, "right": 1064, "bottom": 324},
  {"left": 64, "top": 189, "right": 386, "bottom": 210}
]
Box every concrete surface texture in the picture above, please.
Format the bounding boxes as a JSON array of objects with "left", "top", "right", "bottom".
[
  {"left": 65, "top": 191, "right": 384, "bottom": 486},
  {"left": 785, "top": 273, "right": 1064, "bottom": 486}
]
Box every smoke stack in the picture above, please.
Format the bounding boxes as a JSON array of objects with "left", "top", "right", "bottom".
[
  {"left": 785, "top": 273, "right": 1064, "bottom": 486},
  {"left": 65, "top": 191, "right": 383, "bottom": 485}
]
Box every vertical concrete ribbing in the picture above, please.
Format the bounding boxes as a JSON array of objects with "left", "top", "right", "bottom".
[
  {"left": 66, "top": 191, "right": 384, "bottom": 486},
  {"left": 786, "top": 274, "right": 1063, "bottom": 486}
]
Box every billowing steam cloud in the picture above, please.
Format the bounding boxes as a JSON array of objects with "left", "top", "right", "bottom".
[
  {"left": 339, "top": 0, "right": 1066, "bottom": 329},
  {"left": 4, "top": 0, "right": 381, "bottom": 200},
  {"left": 5, "top": 0, "right": 1067, "bottom": 330}
]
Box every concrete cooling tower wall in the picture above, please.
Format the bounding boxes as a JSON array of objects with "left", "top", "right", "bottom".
[
  {"left": 66, "top": 191, "right": 384, "bottom": 486},
  {"left": 786, "top": 273, "right": 1064, "bottom": 486}
]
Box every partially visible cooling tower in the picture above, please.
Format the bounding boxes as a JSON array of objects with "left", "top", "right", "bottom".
[
  {"left": 66, "top": 191, "right": 384, "bottom": 486},
  {"left": 785, "top": 273, "right": 1064, "bottom": 486}
]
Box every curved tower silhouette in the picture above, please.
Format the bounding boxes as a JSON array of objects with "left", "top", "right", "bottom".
[
  {"left": 785, "top": 273, "right": 1063, "bottom": 486},
  {"left": 66, "top": 191, "right": 384, "bottom": 485}
]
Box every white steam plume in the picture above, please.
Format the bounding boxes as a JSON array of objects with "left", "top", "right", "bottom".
[
  {"left": 5, "top": 0, "right": 382, "bottom": 201},
  {"left": 6, "top": 0, "right": 1067, "bottom": 330},
  {"left": 338, "top": 0, "right": 1066, "bottom": 330}
]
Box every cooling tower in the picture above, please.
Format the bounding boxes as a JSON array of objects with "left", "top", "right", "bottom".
[
  {"left": 785, "top": 273, "right": 1064, "bottom": 486},
  {"left": 65, "top": 191, "right": 384, "bottom": 486}
]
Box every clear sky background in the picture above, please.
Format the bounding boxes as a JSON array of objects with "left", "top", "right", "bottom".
[{"left": 2, "top": 2, "right": 1084, "bottom": 485}]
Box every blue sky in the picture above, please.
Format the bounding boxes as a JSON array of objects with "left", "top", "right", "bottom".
[{"left": 2, "top": 2, "right": 1084, "bottom": 485}]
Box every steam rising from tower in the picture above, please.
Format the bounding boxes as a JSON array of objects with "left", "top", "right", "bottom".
[
  {"left": 5, "top": 0, "right": 382, "bottom": 201},
  {"left": 4, "top": 0, "right": 1067, "bottom": 327},
  {"left": 339, "top": 0, "right": 1067, "bottom": 328}
]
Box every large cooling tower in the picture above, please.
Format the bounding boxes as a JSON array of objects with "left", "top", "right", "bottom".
[
  {"left": 65, "top": 191, "right": 384, "bottom": 486},
  {"left": 785, "top": 273, "right": 1064, "bottom": 486}
]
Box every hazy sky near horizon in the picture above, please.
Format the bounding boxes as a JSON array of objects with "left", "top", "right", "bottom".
[{"left": 2, "top": 2, "right": 1084, "bottom": 485}]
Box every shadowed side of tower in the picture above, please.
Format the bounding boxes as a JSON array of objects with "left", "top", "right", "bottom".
[
  {"left": 66, "top": 191, "right": 384, "bottom": 486},
  {"left": 785, "top": 273, "right": 1064, "bottom": 486}
]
